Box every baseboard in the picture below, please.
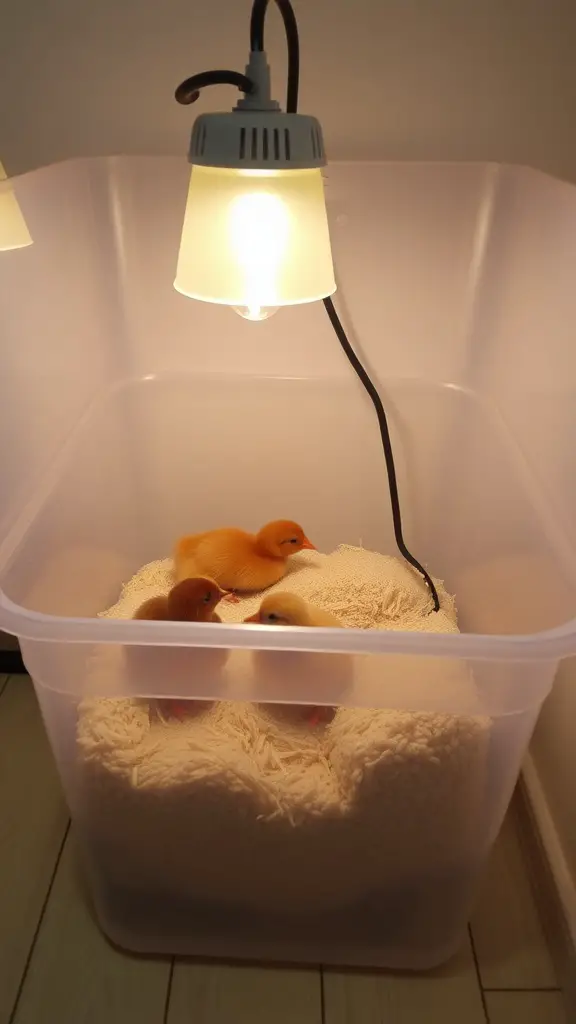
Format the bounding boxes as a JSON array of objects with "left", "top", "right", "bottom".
[{"left": 517, "top": 766, "right": 576, "bottom": 1017}]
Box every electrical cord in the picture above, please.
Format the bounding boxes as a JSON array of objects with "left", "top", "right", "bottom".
[
  {"left": 175, "top": 70, "right": 254, "bottom": 106},
  {"left": 249, "top": 0, "right": 300, "bottom": 113},
  {"left": 174, "top": 0, "right": 300, "bottom": 112},
  {"left": 323, "top": 297, "right": 440, "bottom": 610},
  {"left": 252, "top": 0, "right": 440, "bottom": 612}
]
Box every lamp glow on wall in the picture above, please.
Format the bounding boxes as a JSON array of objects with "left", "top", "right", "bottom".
[
  {"left": 173, "top": 0, "right": 335, "bottom": 321},
  {"left": 0, "top": 161, "right": 32, "bottom": 251}
]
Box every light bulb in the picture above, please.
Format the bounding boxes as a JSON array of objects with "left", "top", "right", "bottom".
[
  {"left": 232, "top": 304, "right": 279, "bottom": 322},
  {"left": 174, "top": 166, "right": 335, "bottom": 310}
]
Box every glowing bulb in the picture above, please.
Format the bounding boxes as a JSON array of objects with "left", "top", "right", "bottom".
[
  {"left": 174, "top": 166, "right": 335, "bottom": 311},
  {"left": 229, "top": 190, "right": 289, "bottom": 313},
  {"left": 232, "top": 304, "right": 279, "bottom": 321}
]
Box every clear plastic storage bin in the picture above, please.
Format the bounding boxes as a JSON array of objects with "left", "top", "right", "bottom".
[{"left": 1, "top": 156, "right": 576, "bottom": 969}]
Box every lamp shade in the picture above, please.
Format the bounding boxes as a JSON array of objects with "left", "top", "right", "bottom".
[
  {"left": 0, "top": 163, "right": 32, "bottom": 251},
  {"left": 174, "top": 165, "right": 335, "bottom": 309}
]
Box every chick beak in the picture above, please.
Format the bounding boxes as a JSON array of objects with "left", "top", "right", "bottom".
[
  {"left": 244, "top": 613, "right": 260, "bottom": 624},
  {"left": 301, "top": 537, "right": 316, "bottom": 550},
  {"left": 217, "top": 587, "right": 230, "bottom": 600}
]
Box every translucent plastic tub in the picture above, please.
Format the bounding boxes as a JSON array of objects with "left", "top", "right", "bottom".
[{"left": 1, "top": 156, "right": 576, "bottom": 968}]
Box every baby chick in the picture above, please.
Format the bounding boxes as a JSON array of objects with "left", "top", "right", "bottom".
[
  {"left": 133, "top": 577, "right": 227, "bottom": 622},
  {"left": 131, "top": 577, "right": 228, "bottom": 721},
  {"left": 244, "top": 592, "right": 342, "bottom": 628},
  {"left": 174, "top": 520, "right": 315, "bottom": 593},
  {"left": 244, "top": 593, "right": 347, "bottom": 726}
]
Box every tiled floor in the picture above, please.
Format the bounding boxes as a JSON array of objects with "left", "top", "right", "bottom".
[{"left": 0, "top": 674, "right": 569, "bottom": 1024}]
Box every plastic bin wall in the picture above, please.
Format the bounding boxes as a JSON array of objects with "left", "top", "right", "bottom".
[{"left": 0, "top": 157, "right": 575, "bottom": 967}]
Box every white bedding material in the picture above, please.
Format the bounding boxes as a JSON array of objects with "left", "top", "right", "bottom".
[{"left": 77, "top": 545, "right": 490, "bottom": 915}]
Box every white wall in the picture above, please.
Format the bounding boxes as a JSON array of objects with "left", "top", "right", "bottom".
[
  {"left": 1, "top": 0, "right": 575, "bottom": 923},
  {"left": 1, "top": 0, "right": 576, "bottom": 181}
]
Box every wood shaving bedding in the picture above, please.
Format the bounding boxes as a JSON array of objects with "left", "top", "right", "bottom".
[{"left": 77, "top": 545, "right": 489, "bottom": 919}]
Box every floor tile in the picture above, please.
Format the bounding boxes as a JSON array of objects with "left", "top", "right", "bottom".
[
  {"left": 323, "top": 933, "right": 486, "bottom": 1023},
  {"left": 12, "top": 832, "right": 171, "bottom": 1024},
  {"left": 168, "top": 962, "right": 321, "bottom": 1024},
  {"left": 485, "top": 991, "right": 566, "bottom": 1024},
  {"left": 470, "top": 808, "right": 557, "bottom": 989},
  {"left": 0, "top": 678, "right": 69, "bottom": 1024}
]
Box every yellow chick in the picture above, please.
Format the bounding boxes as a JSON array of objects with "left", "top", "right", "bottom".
[
  {"left": 244, "top": 592, "right": 342, "bottom": 628},
  {"left": 174, "top": 520, "right": 315, "bottom": 593},
  {"left": 244, "top": 593, "right": 348, "bottom": 726}
]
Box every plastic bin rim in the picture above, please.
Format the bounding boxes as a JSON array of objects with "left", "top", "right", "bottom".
[
  {"left": 8, "top": 154, "right": 570, "bottom": 188},
  {"left": 0, "top": 596, "right": 573, "bottom": 661}
]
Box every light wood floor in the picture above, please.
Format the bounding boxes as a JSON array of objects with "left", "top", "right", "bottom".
[{"left": 0, "top": 675, "right": 569, "bottom": 1024}]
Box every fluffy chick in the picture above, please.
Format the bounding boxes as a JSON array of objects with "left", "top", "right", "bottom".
[
  {"left": 174, "top": 520, "right": 315, "bottom": 592},
  {"left": 244, "top": 593, "right": 347, "bottom": 727},
  {"left": 244, "top": 592, "right": 341, "bottom": 628},
  {"left": 133, "top": 577, "right": 227, "bottom": 623},
  {"left": 131, "top": 577, "right": 227, "bottom": 721}
]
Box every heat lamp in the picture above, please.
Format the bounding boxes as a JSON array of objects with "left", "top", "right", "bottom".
[
  {"left": 173, "top": 1, "right": 335, "bottom": 321},
  {"left": 172, "top": 0, "right": 440, "bottom": 611},
  {"left": 0, "top": 161, "right": 32, "bottom": 251}
]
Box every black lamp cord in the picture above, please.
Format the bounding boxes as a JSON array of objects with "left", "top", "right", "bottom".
[
  {"left": 175, "top": 0, "right": 440, "bottom": 613},
  {"left": 250, "top": 0, "right": 300, "bottom": 113},
  {"left": 322, "top": 298, "right": 440, "bottom": 610}
]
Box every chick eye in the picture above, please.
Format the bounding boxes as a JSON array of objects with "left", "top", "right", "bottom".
[
  {"left": 267, "top": 613, "right": 278, "bottom": 622},
  {"left": 203, "top": 593, "right": 212, "bottom": 603},
  {"left": 289, "top": 538, "right": 298, "bottom": 545}
]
